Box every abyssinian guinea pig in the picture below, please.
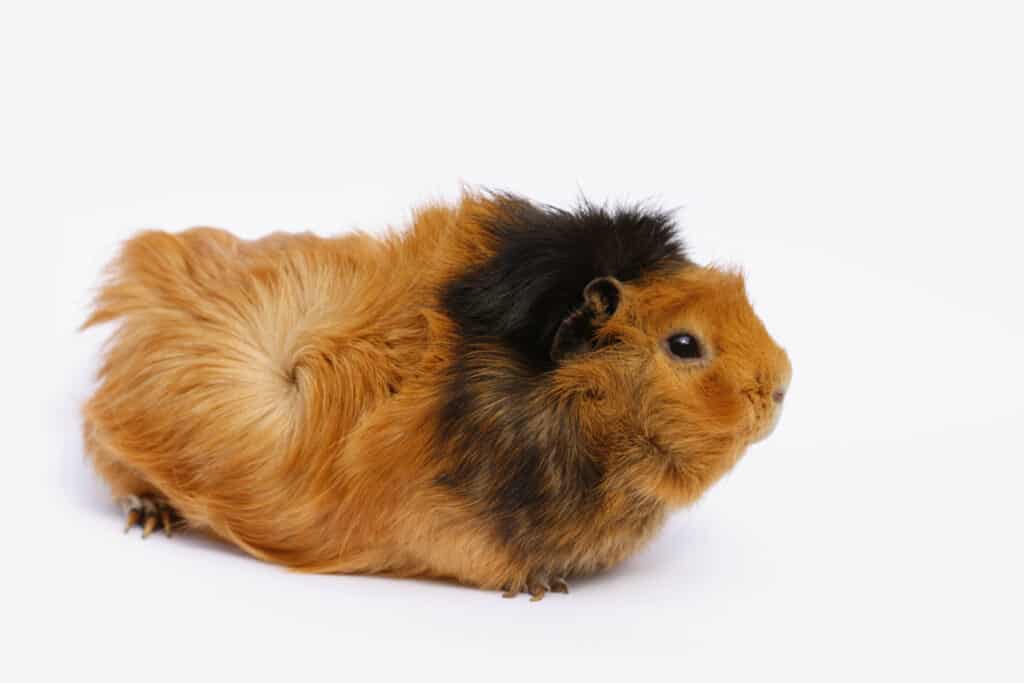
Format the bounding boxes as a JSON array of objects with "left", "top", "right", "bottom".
[{"left": 82, "top": 191, "right": 791, "bottom": 599}]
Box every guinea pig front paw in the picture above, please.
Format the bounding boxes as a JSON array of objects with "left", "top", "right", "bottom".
[
  {"left": 501, "top": 574, "right": 569, "bottom": 601},
  {"left": 120, "top": 494, "right": 178, "bottom": 538}
]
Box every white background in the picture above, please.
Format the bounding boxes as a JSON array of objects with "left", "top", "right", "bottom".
[{"left": 4, "top": 1, "right": 1022, "bottom": 681}]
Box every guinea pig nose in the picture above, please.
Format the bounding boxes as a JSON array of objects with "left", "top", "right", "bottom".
[{"left": 772, "top": 388, "right": 786, "bottom": 404}]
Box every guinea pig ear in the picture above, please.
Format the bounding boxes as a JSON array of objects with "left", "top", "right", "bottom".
[{"left": 550, "top": 276, "right": 623, "bottom": 361}]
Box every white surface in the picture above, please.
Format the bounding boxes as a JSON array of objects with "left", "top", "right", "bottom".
[{"left": 5, "top": 1, "right": 1022, "bottom": 681}]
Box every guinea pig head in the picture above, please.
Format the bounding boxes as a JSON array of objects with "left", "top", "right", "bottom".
[{"left": 554, "top": 266, "right": 791, "bottom": 507}]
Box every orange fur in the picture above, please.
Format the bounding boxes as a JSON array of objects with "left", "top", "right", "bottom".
[{"left": 82, "top": 193, "right": 791, "bottom": 595}]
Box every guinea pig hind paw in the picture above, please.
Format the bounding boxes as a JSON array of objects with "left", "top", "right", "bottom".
[{"left": 120, "top": 495, "right": 176, "bottom": 538}]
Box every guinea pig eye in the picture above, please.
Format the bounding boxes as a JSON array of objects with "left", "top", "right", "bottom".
[{"left": 667, "top": 333, "right": 704, "bottom": 360}]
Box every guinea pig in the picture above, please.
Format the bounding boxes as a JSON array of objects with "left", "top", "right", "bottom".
[{"left": 81, "top": 191, "right": 791, "bottom": 599}]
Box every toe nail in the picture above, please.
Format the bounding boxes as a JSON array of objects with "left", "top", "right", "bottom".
[{"left": 124, "top": 510, "right": 140, "bottom": 533}]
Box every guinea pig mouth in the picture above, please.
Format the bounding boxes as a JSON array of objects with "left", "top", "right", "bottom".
[
  {"left": 741, "top": 387, "right": 784, "bottom": 444},
  {"left": 750, "top": 405, "right": 783, "bottom": 443}
]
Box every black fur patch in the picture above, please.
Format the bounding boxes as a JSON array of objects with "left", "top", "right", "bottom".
[
  {"left": 435, "top": 343, "right": 605, "bottom": 552},
  {"left": 442, "top": 194, "right": 688, "bottom": 372},
  {"left": 435, "top": 194, "right": 686, "bottom": 560}
]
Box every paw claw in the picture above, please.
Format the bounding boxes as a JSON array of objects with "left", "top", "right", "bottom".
[{"left": 123, "top": 509, "right": 140, "bottom": 533}]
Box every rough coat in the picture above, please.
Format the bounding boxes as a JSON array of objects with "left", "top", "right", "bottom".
[{"left": 82, "top": 192, "right": 791, "bottom": 595}]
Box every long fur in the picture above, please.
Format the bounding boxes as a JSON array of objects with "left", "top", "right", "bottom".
[{"left": 82, "top": 191, "right": 791, "bottom": 594}]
